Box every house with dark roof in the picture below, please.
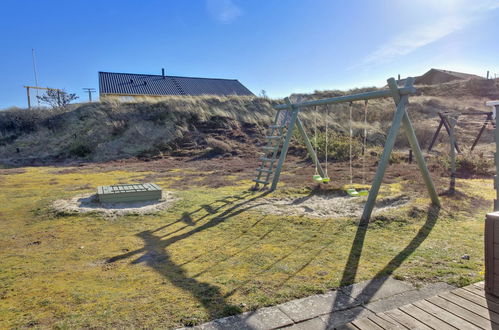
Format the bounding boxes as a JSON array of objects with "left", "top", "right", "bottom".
[
  {"left": 397, "top": 68, "right": 484, "bottom": 86},
  {"left": 99, "top": 70, "right": 254, "bottom": 101}
]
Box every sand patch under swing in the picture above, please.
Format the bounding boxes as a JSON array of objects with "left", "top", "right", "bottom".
[{"left": 251, "top": 192, "right": 411, "bottom": 218}]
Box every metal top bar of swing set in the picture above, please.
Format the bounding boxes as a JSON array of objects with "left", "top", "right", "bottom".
[{"left": 274, "top": 85, "right": 417, "bottom": 110}]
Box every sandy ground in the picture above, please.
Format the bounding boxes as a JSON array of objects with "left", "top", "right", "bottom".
[
  {"left": 251, "top": 192, "right": 411, "bottom": 218},
  {"left": 52, "top": 191, "right": 177, "bottom": 217}
]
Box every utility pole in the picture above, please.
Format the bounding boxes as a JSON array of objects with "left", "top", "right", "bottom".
[{"left": 82, "top": 88, "right": 96, "bottom": 102}]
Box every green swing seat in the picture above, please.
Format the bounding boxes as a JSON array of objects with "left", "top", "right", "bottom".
[
  {"left": 312, "top": 174, "right": 323, "bottom": 183},
  {"left": 346, "top": 187, "right": 369, "bottom": 197},
  {"left": 346, "top": 188, "right": 359, "bottom": 197},
  {"left": 312, "top": 174, "right": 331, "bottom": 183},
  {"left": 358, "top": 189, "right": 369, "bottom": 196}
]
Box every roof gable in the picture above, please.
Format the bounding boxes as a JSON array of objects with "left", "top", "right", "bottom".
[
  {"left": 99, "top": 72, "right": 254, "bottom": 96},
  {"left": 415, "top": 68, "right": 483, "bottom": 85},
  {"left": 430, "top": 68, "right": 482, "bottom": 80}
]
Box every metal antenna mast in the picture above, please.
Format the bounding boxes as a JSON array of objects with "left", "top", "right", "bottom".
[{"left": 31, "top": 49, "right": 40, "bottom": 107}]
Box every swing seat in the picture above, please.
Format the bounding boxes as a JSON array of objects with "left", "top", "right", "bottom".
[
  {"left": 358, "top": 189, "right": 369, "bottom": 196},
  {"left": 346, "top": 188, "right": 359, "bottom": 197},
  {"left": 313, "top": 174, "right": 323, "bottom": 183},
  {"left": 322, "top": 177, "right": 330, "bottom": 183}
]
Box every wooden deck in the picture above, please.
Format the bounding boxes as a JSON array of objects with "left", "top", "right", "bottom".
[{"left": 338, "top": 282, "right": 499, "bottom": 329}]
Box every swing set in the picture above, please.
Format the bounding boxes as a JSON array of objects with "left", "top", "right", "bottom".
[{"left": 253, "top": 77, "right": 440, "bottom": 221}]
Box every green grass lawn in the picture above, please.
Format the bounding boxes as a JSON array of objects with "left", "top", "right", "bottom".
[{"left": 0, "top": 166, "right": 493, "bottom": 328}]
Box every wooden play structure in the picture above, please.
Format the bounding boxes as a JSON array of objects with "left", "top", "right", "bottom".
[
  {"left": 428, "top": 110, "right": 495, "bottom": 153},
  {"left": 253, "top": 77, "right": 440, "bottom": 221}
]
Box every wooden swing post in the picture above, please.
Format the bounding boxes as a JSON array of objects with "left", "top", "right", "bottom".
[{"left": 361, "top": 78, "right": 439, "bottom": 221}]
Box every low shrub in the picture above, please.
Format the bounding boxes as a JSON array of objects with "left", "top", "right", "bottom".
[
  {"left": 206, "top": 137, "right": 233, "bottom": 155},
  {"left": 69, "top": 143, "right": 93, "bottom": 158},
  {"left": 296, "top": 130, "right": 363, "bottom": 162},
  {"left": 457, "top": 153, "right": 493, "bottom": 176},
  {"left": 433, "top": 152, "right": 493, "bottom": 176},
  {"left": 367, "top": 146, "right": 404, "bottom": 164}
]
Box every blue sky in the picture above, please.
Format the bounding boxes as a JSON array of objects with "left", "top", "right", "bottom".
[{"left": 1, "top": 0, "right": 499, "bottom": 108}]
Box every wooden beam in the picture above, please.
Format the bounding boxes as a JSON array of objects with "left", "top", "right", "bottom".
[
  {"left": 428, "top": 119, "right": 444, "bottom": 152},
  {"left": 471, "top": 113, "right": 493, "bottom": 151},
  {"left": 428, "top": 113, "right": 460, "bottom": 153},
  {"left": 270, "top": 98, "right": 300, "bottom": 191},
  {"left": 447, "top": 115, "right": 457, "bottom": 194},
  {"left": 295, "top": 117, "right": 326, "bottom": 179},
  {"left": 23, "top": 86, "right": 62, "bottom": 92},
  {"left": 26, "top": 86, "right": 31, "bottom": 109}
]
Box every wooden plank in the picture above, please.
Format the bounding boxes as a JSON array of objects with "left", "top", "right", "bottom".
[
  {"left": 426, "top": 296, "right": 492, "bottom": 330},
  {"left": 493, "top": 243, "right": 499, "bottom": 258},
  {"left": 463, "top": 285, "right": 499, "bottom": 304},
  {"left": 374, "top": 313, "right": 410, "bottom": 329},
  {"left": 412, "top": 299, "right": 481, "bottom": 330},
  {"left": 367, "top": 314, "right": 406, "bottom": 329},
  {"left": 99, "top": 196, "right": 161, "bottom": 203},
  {"left": 99, "top": 192, "right": 161, "bottom": 199},
  {"left": 491, "top": 219, "right": 499, "bottom": 243},
  {"left": 475, "top": 282, "right": 486, "bottom": 289},
  {"left": 100, "top": 191, "right": 161, "bottom": 197},
  {"left": 399, "top": 304, "right": 455, "bottom": 330},
  {"left": 351, "top": 317, "right": 384, "bottom": 330},
  {"left": 465, "top": 284, "right": 488, "bottom": 297},
  {"left": 335, "top": 323, "right": 359, "bottom": 330},
  {"left": 383, "top": 309, "right": 432, "bottom": 330},
  {"left": 439, "top": 291, "right": 499, "bottom": 323},
  {"left": 150, "top": 183, "right": 161, "bottom": 190},
  {"left": 452, "top": 288, "right": 499, "bottom": 314},
  {"left": 492, "top": 261, "right": 499, "bottom": 275}
]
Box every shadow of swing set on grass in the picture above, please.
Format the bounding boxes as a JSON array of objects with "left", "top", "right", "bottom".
[
  {"left": 107, "top": 190, "right": 270, "bottom": 321},
  {"left": 105, "top": 183, "right": 443, "bottom": 327}
]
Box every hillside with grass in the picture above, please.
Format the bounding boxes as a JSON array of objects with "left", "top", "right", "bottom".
[{"left": 1, "top": 78, "right": 498, "bottom": 167}]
